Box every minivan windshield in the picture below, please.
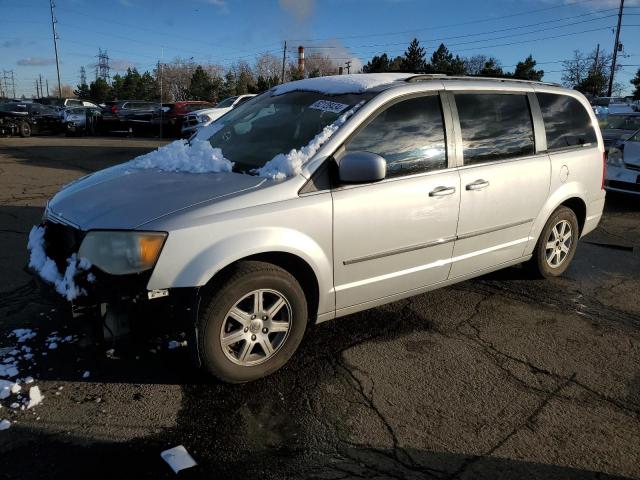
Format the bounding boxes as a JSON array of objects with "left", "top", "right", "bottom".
[{"left": 209, "top": 91, "right": 372, "bottom": 174}]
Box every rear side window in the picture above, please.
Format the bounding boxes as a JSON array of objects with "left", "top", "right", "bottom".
[
  {"left": 455, "top": 93, "right": 534, "bottom": 165},
  {"left": 346, "top": 95, "right": 447, "bottom": 178},
  {"left": 537, "top": 93, "right": 597, "bottom": 150}
]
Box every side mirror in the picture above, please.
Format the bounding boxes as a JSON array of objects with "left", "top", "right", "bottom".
[{"left": 338, "top": 151, "right": 387, "bottom": 183}]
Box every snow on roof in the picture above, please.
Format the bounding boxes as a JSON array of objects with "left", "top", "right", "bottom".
[{"left": 272, "top": 73, "right": 413, "bottom": 96}]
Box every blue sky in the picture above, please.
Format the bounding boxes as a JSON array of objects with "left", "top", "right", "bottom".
[{"left": 1, "top": 0, "right": 639, "bottom": 97}]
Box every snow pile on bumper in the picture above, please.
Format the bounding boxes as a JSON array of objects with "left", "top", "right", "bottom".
[
  {"left": 130, "top": 138, "right": 233, "bottom": 174},
  {"left": 27, "top": 226, "right": 93, "bottom": 301}
]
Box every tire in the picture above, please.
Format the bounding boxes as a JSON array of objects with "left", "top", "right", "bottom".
[
  {"left": 526, "top": 206, "right": 580, "bottom": 278},
  {"left": 197, "top": 261, "right": 308, "bottom": 383},
  {"left": 19, "top": 122, "right": 31, "bottom": 138}
]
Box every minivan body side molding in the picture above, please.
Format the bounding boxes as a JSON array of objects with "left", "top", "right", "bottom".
[{"left": 342, "top": 218, "right": 534, "bottom": 265}]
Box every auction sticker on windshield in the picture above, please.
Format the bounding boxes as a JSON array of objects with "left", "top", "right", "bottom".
[{"left": 309, "top": 100, "right": 350, "bottom": 114}]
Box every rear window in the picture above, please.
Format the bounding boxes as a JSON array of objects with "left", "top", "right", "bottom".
[
  {"left": 537, "top": 93, "right": 597, "bottom": 150},
  {"left": 455, "top": 93, "right": 535, "bottom": 165}
]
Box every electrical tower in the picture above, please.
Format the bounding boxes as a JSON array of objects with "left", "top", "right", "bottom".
[
  {"left": 3, "top": 70, "right": 16, "bottom": 98},
  {"left": 95, "top": 49, "right": 111, "bottom": 82},
  {"left": 80, "top": 66, "right": 87, "bottom": 86}
]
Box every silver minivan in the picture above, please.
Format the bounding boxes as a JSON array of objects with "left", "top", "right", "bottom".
[{"left": 31, "top": 74, "right": 606, "bottom": 383}]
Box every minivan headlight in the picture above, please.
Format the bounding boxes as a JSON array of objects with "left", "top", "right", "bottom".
[
  {"left": 78, "top": 231, "right": 167, "bottom": 275},
  {"left": 606, "top": 147, "right": 624, "bottom": 167}
]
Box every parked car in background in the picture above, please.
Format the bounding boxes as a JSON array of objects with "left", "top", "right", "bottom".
[
  {"left": 0, "top": 101, "right": 62, "bottom": 137},
  {"left": 181, "top": 94, "right": 256, "bottom": 137},
  {"left": 99, "top": 100, "right": 161, "bottom": 135},
  {"left": 63, "top": 106, "right": 102, "bottom": 136},
  {"left": 606, "top": 127, "right": 640, "bottom": 195},
  {"left": 36, "top": 74, "right": 605, "bottom": 383},
  {"left": 151, "top": 101, "right": 215, "bottom": 137},
  {"left": 600, "top": 113, "right": 640, "bottom": 148},
  {"left": 37, "top": 97, "right": 100, "bottom": 109},
  {"left": 592, "top": 96, "right": 635, "bottom": 115}
]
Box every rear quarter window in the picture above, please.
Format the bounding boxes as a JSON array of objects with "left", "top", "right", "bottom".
[{"left": 537, "top": 93, "right": 597, "bottom": 150}]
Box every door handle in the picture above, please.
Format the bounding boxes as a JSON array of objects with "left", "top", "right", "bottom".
[
  {"left": 429, "top": 186, "right": 456, "bottom": 197},
  {"left": 466, "top": 179, "right": 490, "bottom": 191}
]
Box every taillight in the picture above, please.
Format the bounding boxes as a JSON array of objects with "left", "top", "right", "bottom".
[
  {"left": 602, "top": 151, "right": 606, "bottom": 190},
  {"left": 111, "top": 105, "right": 118, "bottom": 113}
]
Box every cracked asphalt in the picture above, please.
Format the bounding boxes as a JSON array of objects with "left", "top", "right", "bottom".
[{"left": 1, "top": 136, "right": 639, "bottom": 479}]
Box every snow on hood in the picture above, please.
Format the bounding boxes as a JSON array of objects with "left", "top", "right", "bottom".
[
  {"left": 272, "top": 73, "right": 412, "bottom": 96},
  {"left": 255, "top": 101, "right": 365, "bottom": 180},
  {"left": 27, "top": 226, "right": 94, "bottom": 301},
  {"left": 129, "top": 138, "right": 233, "bottom": 174}
]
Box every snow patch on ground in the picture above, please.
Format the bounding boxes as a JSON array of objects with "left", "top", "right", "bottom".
[
  {"left": 26, "top": 386, "right": 43, "bottom": 409},
  {"left": 27, "top": 226, "right": 92, "bottom": 301},
  {"left": 272, "top": 73, "right": 412, "bottom": 96},
  {"left": 167, "top": 340, "right": 188, "bottom": 350},
  {"left": 0, "top": 419, "right": 10, "bottom": 431},
  {"left": 11, "top": 329, "right": 36, "bottom": 343},
  {"left": 255, "top": 101, "right": 365, "bottom": 180},
  {"left": 129, "top": 139, "right": 233, "bottom": 174}
]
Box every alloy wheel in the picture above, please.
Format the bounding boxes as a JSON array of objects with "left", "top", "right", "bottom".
[
  {"left": 219, "top": 289, "right": 292, "bottom": 366},
  {"left": 545, "top": 220, "right": 573, "bottom": 268}
]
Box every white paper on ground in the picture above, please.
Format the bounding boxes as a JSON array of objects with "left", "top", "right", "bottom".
[{"left": 161, "top": 445, "right": 197, "bottom": 474}]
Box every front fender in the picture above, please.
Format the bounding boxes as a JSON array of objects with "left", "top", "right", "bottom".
[{"left": 148, "top": 226, "right": 334, "bottom": 316}]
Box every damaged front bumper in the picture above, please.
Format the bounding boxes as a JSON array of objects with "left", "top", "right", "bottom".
[{"left": 28, "top": 220, "right": 202, "bottom": 363}]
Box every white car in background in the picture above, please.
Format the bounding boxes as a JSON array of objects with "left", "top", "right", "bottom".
[
  {"left": 606, "top": 127, "right": 640, "bottom": 195},
  {"left": 181, "top": 94, "right": 256, "bottom": 137}
]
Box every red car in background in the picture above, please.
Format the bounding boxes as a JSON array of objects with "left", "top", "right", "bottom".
[{"left": 152, "top": 101, "right": 216, "bottom": 137}]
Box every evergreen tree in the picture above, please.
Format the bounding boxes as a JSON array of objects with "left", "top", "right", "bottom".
[
  {"left": 363, "top": 54, "right": 390, "bottom": 73},
  {"left": 221, "top": 70, "right": 237, "bottom": 98},
  {"left": 512, "top": 55, "right": 544, "bottom": 81},
  {"left": 110, "top": 74, "right": 124, "bottom": 100},
  {"left": 88, "top": 78, "right": 111, "bottom": 103},
  {"left": 74, "top": 83, "right": 90, "bottom": 100},
  {"left": 137, "top": 71, "right": 158, "bottom": 100},
  {"left": 401, "top": 38, "right": 426, "bottom": 72},
  {"left": 631, "top": 68, "right": 640, "bottom": 100},
  {"left": 479, "top": 58, "right": 504, "bottom": 77},
  {"left": 429, "top": 43, "right": 451, "bottom": 73},
  {"left": 188, "top": 66, "right": 214, "bottom": 101}
]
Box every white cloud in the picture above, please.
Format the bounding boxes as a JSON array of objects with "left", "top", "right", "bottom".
[{"left": 17, "top": 57, "right": 55, "bottom": 66}]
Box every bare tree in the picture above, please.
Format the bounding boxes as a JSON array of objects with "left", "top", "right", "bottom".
[
  {"left": 52, "top": 84, "right": 74, "bottom": 98},
  {"left": 561, "top": 50, "right": 588, "bottom": 88},
  {"left": 304, "top": 52, "right": 336, "bottom": 77},
  {"left": 255, "top": 53, "right": 281, "bottom": 81},
  {"left": 463, "top": 55, "right": 488, "bottom": 75}
]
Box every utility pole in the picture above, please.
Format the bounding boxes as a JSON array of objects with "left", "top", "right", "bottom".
[
  {"left": 39, "top": 74, "right": 44, "bottom": 99},
  {"left": 46, "top": 79, "right": 49, "bottom": 96},
  {"left": 345, "top": 60, "right": 352, "bottom": 74},
  {"left": 10, "top": 70, "right": 15, "bottom": 98},
  {"left": 35, "top": 79, "right": 40, "bottom": 98},
  {"left": 281, "top": 40, "right": 287, "bottom": 84},
  {"left": 607, "top": 0, "right": 624, "bottom": 97},
  {"left": 49, "top": 0, "right": 62, "bottom": 99},
  {"left": 593, "top": 43, "right": 600, "bottom": 97}
]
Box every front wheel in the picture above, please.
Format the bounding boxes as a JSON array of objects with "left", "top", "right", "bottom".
[
  {"left": 197, "top": 261, "right": 308, "bottom": 383},
  {"left": 527, "top": 206, "right": 579, "bottom": 278}
]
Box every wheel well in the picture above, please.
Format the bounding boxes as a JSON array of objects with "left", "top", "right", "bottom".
[
  {"left": 205, "top": 252, "right": 320, "bottom": 322},
  {"left": 560, "top": 197, "right": 586, "bottom": 234}
]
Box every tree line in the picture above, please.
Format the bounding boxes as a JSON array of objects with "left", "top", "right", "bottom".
[{"left": 71, "top": 38, "right": 640, "bottom": 104}]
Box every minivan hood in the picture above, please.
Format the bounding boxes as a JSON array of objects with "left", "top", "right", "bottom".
[{"left": 47, "top": 163, "right": 265, "bottom": 230}]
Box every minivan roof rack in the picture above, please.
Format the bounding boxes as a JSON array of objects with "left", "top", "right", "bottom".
[{"left": 405, "top": 74, "right": 561, "bottom": 87}]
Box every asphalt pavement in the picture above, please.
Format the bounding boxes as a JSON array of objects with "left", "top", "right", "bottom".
[{"left": 0, "top": 136, "right": 639, "bottom": 479}]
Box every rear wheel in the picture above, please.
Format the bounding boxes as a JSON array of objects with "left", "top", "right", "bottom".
[
  {"left": 197, "top": 261, "right": 307, "bottom": 383},
  {"left": 527, "top": 206, "right": 579, "bottom": 278},
  {"left": 19, "top": 122, "right": 31, "bottom": 137}
]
